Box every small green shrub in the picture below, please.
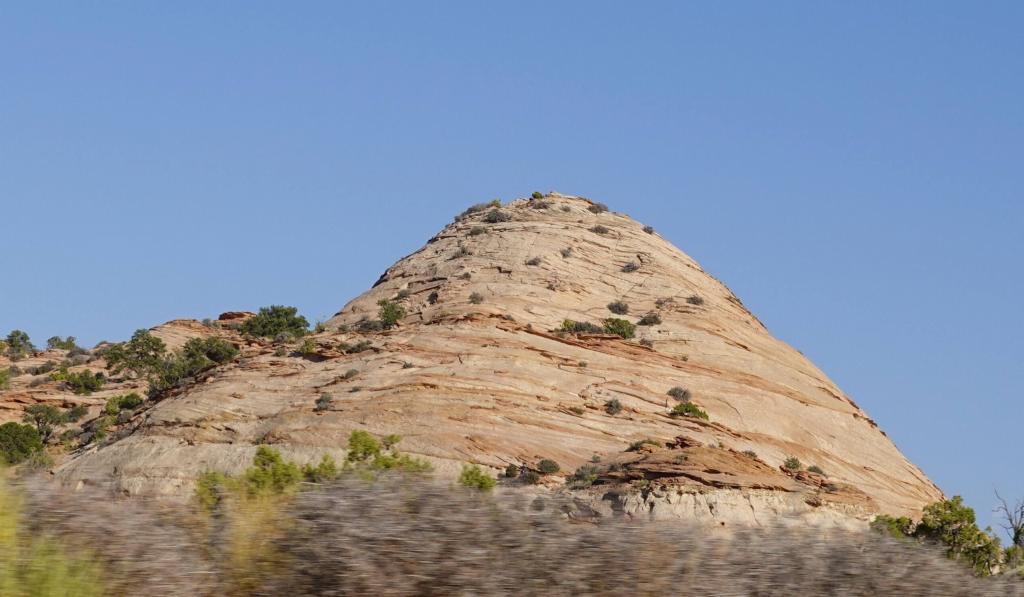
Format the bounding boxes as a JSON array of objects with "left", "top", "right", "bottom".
[
  {"left": 560, "top": 247, "right": 572, "bottom": 258},
  {"left": 537, "top": 459, "right": 560, "bottom": 474},
  {"left": 63, "top": 369, "right": 105, "bottom": 395},
  {"left": 454, "top": 199, "right": 502, "bottom": 221},
  {"left": 560, "top": 320, "right": 604, "bottom": 334},
  {"left": 243, "top": 446, "right": 304, "bottom": 496},
  {"left": 667, "top": 387, "right": 691, "bottom": 402},
  {"left": 104, "top": 393, "right": 143, "bottom": 415},
  {"left": 531, "top": 191, "right": 544, "bottom": 199},
  {"left": 638, "top": 312, "right": 662, "bottom": 326},
  {"left": 355, "top": 319, "right": 386, "bottom": 332},
  {"left": 483, "top": 209, "right": 512, "bottom": 224},
  {"left": 0, "top": 368, "right": 10, "bottom": 390},
  {"left": 314, "top": 393, "right": 333, "bottom": 412},
  {"left": 621, "top": 262, "right": 640, "bottom": 273},
  {"left": 602, "top": 318, "right": 636, "bottom": 339},
  {"left": 453, "top": 245, "right": 473, "bottom": 258},
  {"left": 504, "top": 463, "right": 520, "bottom": 478},
  {"left": 427, "top": 291, "right": 439, "bottom": 304},
  {"left": 241, "top": 305, "right": 310, "bottom": 339},
  {"left": 589, "top": 225, "right": 610, "bottom": 235},
  {"left": 587, "top": 202, "right": 608, "bottom": 214},
  {"left": 0, "top": 422, "right": 43, "bottom": 464},
  {"left": 627, "top": 438, "right": 662, "bottom": 452},
  {"left": 525, "top": 256, "right": 542, "bottom": 266},
  {"left": 458, "top": 465, "right": 497, "bottom": 491},
  {"left": 742, "top": 450, "right": 758, "bottom": 459},
  {"left": 524, "top": 471, "right": 541, "bottom": 484},
  {"left": 468, "top": 292, "right": 484, "bottom": 304},
  {"left": 343, "top": 368, "right": 359, "bottom": 380},
  {"left": 784, "top": 457, "right": 803, "bottom": 471},
  {"left": 686, "top": 295, "right": 705, "bottom": 306},
  {"left": 643, "top": 225, "right": 654, "bottom": 234},
  {"left": 294, "top": 338, "right": 315, "bottom": 356},
  {"left": 347, "top": 430, "right": 382, "bottom": 463},
  {"left": 607, "top": 301, "right": 629, "bottom": 315},
  {"left": 604, "top": 399, "right": 623, "bottom": 415},
  {"left": 670, "top": 402, "right": 709, "bottom": 420},
  {"left": 339, "top": 340, "right": 373, "bottom": 354},
  {"left": 567, "top": 464, "right": 601, "bottom": 488},
  {"left": 469, "top": 226, "right": 487, "bottom": 236},
  {"left": 65, "top": 405, "right": 88, "bottom": 422},
  {"left": 807, "top": 465, "right": 825, "bottom": 475},
  {"left": 377, "top": 299, "right": 407, "bottom": 329},
  {"left": 639, "top": 338, "right": 654, "bottom": 348}
]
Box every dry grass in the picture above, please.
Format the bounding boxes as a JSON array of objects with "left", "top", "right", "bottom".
[{"left": 5, "top": 473, "right": 1024, "bottom": 596}]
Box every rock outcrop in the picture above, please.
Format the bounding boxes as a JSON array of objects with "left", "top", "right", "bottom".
[{"left": 2, "top": 193, "right": 942, "bottom": 526}]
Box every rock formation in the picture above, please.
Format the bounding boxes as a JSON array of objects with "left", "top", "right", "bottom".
[{"left": 1, "top": 193, "right": 942, "bottom": 527}]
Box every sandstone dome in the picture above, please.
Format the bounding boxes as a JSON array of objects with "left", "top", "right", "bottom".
[{"left": 5, "top": 193, "right": 941, "bottom": 525}]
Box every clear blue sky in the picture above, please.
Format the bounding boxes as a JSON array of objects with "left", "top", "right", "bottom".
[{"left": 2, "top": 2, "right": 1022, "bottom": 535}]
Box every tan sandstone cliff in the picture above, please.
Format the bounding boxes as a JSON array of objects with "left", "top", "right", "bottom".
[{"left": 2, "top": 193, "right": 942, "bottom": 527}]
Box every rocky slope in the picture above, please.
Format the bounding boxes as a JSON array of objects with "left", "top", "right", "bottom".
[{"left": 2, "top": 193, "right": 942, "bottom": 526}]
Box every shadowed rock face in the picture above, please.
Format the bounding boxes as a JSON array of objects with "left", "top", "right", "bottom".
[{"left": 5, "top": 193, "right": 941, "bottom": 525}]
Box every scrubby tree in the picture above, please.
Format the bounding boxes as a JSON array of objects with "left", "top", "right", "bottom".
[
  {"left": 915, "top": 496, "right": 1003, "bottom": 575},
  {"left": 240, "top": 305, "right": 309, "bottom": 339},
  {"left": 4, "top": 330, "right": 35, "bottom": 360},
  {"left": 458, "top": 465, "right": 497, "bottom": 491},
  {"left": 22, "top": 404, "right": 66, "bottom": 441},
  {"left": 377, "top": 299, "right": 406, "bottom": 329},
  {"left": 46, "top": 336, "right": 80, "bottom": 351},
  {"left": 104, "top": 329, "right": 167, "bottom": 379},
  {"left": 996, "top": 490, "right": 1024, "bottom": 549},
  {"left": 0, "top": 422, "right": 43, "bottom": 464}
]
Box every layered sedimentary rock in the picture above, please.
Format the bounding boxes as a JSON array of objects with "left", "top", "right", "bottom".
[{"left": 3, "top": 193, "right": 942, "bottom": 525}]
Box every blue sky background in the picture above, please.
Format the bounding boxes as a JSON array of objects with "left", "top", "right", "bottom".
[{"left": 2, "top": 2, "right": 1022, "bottom": 535}]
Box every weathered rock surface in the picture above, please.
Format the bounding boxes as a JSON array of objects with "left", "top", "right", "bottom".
[{"left": 2, "top": 193, "right": 942, "bottom": 526}]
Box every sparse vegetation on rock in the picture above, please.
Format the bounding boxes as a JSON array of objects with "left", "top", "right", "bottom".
[
  {"left": 670, "top": 402, "right": 708, "bottom": 420},
  {"left": 4, "top": 330, "right": 35, "bottom": 360},
  {"left": 468, "top": 292, "right": 484, "bottom": 304},
  {"left": 458, "top": 464, "right": 497, "bottom": 491},
  {"left": 607, "top": 301, "right": 629, "bottom": 315},
  {"left": 686, "top": 295, "right": 705, "bottom": 306},
  {"left": 604, "top": 399, "right": 623, "bottom": 415},
  {"left": 668, "top": 387, "right": 691, "bottom": 402},
  {"left": 483, "top": 209, "right": 512, "bottom": 224},
  {"left": 587, "top": 202, "right": 609, "bottom": 214},
  {"left": 589, "top": 225, "right": 610, "bottom": 235},
  {"left": 537, "top": 459, "right": 561, "bottom": 474},
  {"left": 104, "top": 393, "right": 143, "bottom": 415},
  {"left": 602, "top": 318, "right": 636, "bottom": 339},
  {"left": 377, "top": 299, "right": 406, "bottom": 329},
  {"left": 241, "top": 305, "right": 309, "bottom": 339},
  {"left": 638, "top": 312, "right": 662, "bottom": 326},
  {"left": 454, "top": 199, "right": 501, "bottom": 221},
  {"left": 784, "top": 457, "right": 803, "bottom": 471},
  {"left": 621, "top": 262, "right": 640, "bottom": 273}
]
